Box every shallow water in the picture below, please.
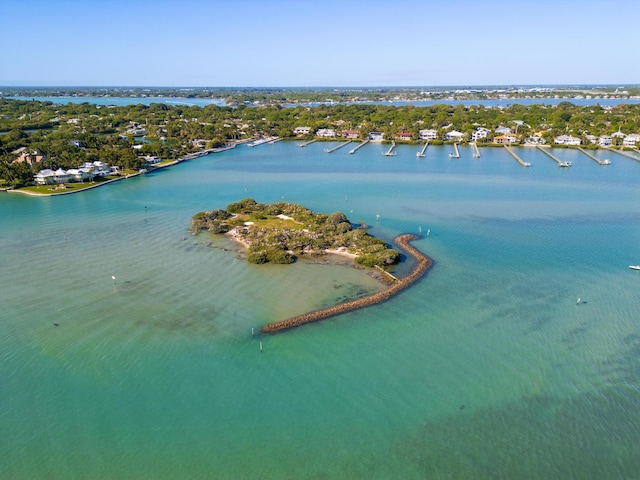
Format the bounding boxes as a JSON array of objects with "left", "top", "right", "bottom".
[{"left": 1, "top": 142, "right": 639, "bottom": 479}]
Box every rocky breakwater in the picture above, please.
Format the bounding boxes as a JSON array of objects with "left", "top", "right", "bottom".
[{"left": 261, "top": 234, "right": 432, "bottom": 333}]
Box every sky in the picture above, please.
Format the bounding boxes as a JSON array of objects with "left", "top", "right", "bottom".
[{"left": 2, "top": 0, "right": 639, "bottom": 87}]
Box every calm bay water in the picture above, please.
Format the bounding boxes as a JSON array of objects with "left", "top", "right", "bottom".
[{"left": 1, "top": 142, "right": 639, "bottom": 479}]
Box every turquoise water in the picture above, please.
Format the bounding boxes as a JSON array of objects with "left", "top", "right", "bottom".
[{"left": 1, "top": 142, "right": 639, "bottom": 479}]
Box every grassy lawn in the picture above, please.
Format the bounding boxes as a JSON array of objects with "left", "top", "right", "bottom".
[{"left": 18, "top": 177, "right": 119, "bottom": 194}]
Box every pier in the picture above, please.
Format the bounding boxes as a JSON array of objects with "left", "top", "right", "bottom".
[
  {"left": 503, "top": 145, "right": 530, "bottom": 167},
  {"left": 298, "top": 139, "right": 317, "bottom": 147},
  {"left": 449, "top": 143, "right": 460, "bottom": 158},
  {"left": 416, "top": 142, "right": 428, "bottom": 157},
  {"left": 324, "top": 140, "right": 352, "bottom": 153},
  {"left": 349, "top": 139, "right": 370, "bottom": 154},
  {"left": 261, "top": 234, "right": 432, "bottom": 333},
  {"left": 471, "top": 142, "right": 480, "bottom": 158},
  {"left": 384, "top": 141, "right": 397, "bottom": 156},
  {"left": 536, "top": 146, "right": 571, "bottom": 167},
  {"left": 576, "top": 147, "right": 610, "bottom": 165},
  {"left": 605, "top": 148, "right": 640, "bottom": 163}
]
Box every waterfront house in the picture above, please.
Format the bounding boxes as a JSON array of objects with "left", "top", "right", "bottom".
[
  {"left": 395, "top": 131, "right": 412, "bottom": 141},
  {"left": 598, "top": 135, "right": 612, "bottom": 147},
  {"left": 368, "top": 132, "right": 384, "bottom": 142},
  {"left": 342, "top": 129, "right": 360, "bottom": 139},
  {"left": 472, "top": 128, "right": 490, "bottom": 141},
  {"left": 524, "top": 136, "right": 546, "bottom": 145},
  {"left": 585, "top": 135, "right": 598, "bottom": 144},
  {"left": 554, "top": 135, "right": 581, "bottom": 145},
  {"left": 66, "top": 168, "right": 90, "bottom": 182},
  {"left": 611, "top": 130, "right": 626, "bottom": 140},
  {"left": 443, "top": 131, "right": 466, "bottom": 142},
  {"left": 419, "top": 129, "right": 438, "bottom": 140},
  {"left": 34, "top": 169, "right": 56, "bottom": 185},
  {"left": 316, "top": 128, "right": 336, "bottom": 138},
  {"left": 293, "top": 126, "right": 311, "bottom": 135},
  {"left": 54, "top": 168, "right": 71, "bottom": 184},
  {"left": 495, "top": 126, "right": 512, "bottom": 135},
  {"left": 494, "top": 134, "right": 518, "bottom": 144},
  {"left": 623, "top": 133, "right": 640, "bottom": 146},
  {"left": 143, "top": 156, "right": 161, "bottom": 165}
]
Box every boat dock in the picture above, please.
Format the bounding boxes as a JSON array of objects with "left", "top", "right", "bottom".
[
  {"left": 471, "top": 142, "right": 481, "bottom": 158},
  {"left": 536, "top": 146, "right": 571, "bottom": 167},
  {"left": 416, "top": 142, "right": 428, "bottom": 157},
  {"left": 324, "top": 140, "right": 352, "bottom": 153},
  {"left": 449, "top": 143, "right": 460, "bottom": 158},
  {"left": 268, "top": 137, "right": 282, "bottom": 144},
  {"left": 606, "top": 148, "right": 640, "bottom": 162},
  {"left": 298, "top": 139, "right": 317, "bottom": 147},
  {"left": 384, "top": 141, "right": 397, "bottom": 156},
  {"left": 576, "top": 147, "right": 610, "bottom": 165},
  {"left": 247, "top": 136, "right": 278, "bottom": 147},
  {"left": 503, "top": 145, "right": 530, "bottom": 167},
  {"left": 349, "top": 139, "right": 370, "bottom": 154}
]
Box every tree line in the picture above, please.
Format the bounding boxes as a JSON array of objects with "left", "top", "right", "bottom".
[{"left": 2, "top": 98, "right": 640, "bottom": 186}]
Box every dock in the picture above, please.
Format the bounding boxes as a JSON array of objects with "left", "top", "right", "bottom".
[
  {"left": 416, "top": 142, "right": 428, "bottom": 157},
  {"left": 324, "top": 140, "right": 352, "bottom": 153},
  {"left": 576, "top": 147, "right": 610, "bottom": 165},
  {"left": 536, "top": 146, "right": 571, "bottom": 167},
  {"left": 384, "top": 141, "right": 397, "bottom": 156},
  {"left": 471, "top": 142, "right": 480, "bottom": 158},
  {"left": 268, "top": 137, "right": 282, "bottom": 144},
  {"left": 349, "top": 139, "right": 370, "bottom": 154},
  {"left": 247, "top": 136, "right": 278, "bottom": 147},
  {"left": 503, "top": 145, "right": 530, "bottom": 167},
  {"left": 605, "top": 148, "right": 640, "bottom": 163},
  {"left": 449, "top": 143, "right": 460, "bottom": 158},
  {"left": 298, "top": 139, "right": 317, "bottom": 147}
]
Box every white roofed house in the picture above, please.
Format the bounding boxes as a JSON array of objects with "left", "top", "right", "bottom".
[
  {"left": 293, "top": 126, "right": 311, "bottom": 135},
  {"left": 419, "top": 129, "right": 438, "bottom": 140},
  {"left": 554, "top": 135, "right": 581, "bottom": 146},
  {"left": 471, "top": 127, "right": 490, "bottom": 141},
  {"left": 34, "top": 169, "right": 56, "bottom": 185},
  {"left": 623, "top": 133, "right": 640, "bottom": 147},
  {"left": 495, "top": 126, "right": 512, "bottom": 135},
  {"left": 66, "top": 168, "right": 91, "bottom": 182},
  {"left": 443, "top": 130, "right": 466, "bottom": 142},
  {"left": 54, "top": 168, "right": 72, "bottom": 184},
  {"left": 316, "top": 128, "right": 336, "bottom": 138},
  {"left": 598, "top": 135, "right": 612, "bottom": 147}
]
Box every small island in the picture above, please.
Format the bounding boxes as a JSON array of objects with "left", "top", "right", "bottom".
[
  {"left": 191, "top": 198, "right": 401, "bottom": 268},
  {"left": 191, "top": 199, "right": 433, "bottom": 333}
]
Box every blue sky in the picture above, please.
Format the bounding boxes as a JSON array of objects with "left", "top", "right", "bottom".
[{"left": 3, "top": 0, "right": 639, "bottom": 87}]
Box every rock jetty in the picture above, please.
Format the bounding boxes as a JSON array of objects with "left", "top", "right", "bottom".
[{"left": 261, "top": 234, "right": 431, "bottom": 333}]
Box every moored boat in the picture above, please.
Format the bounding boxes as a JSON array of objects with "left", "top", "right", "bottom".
[{"left": 630, "top": 265, "right": 640, "bottom": 270}]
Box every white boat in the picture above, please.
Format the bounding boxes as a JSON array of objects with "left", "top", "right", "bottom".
[
  {"left": 603, "top": 159, "right": 611, "bottom": 165},
  {"left": 630, "top": 265, "right": 640, "bottom": 270}
]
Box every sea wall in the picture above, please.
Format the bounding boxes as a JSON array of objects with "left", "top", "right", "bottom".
[{"left": 261, "top": 234, "right": 432, "bottom": 333}]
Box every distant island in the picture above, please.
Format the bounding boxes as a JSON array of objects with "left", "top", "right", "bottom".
[
  {"left": 191, "top": 198, "right": 432, "bottom": 332},
  {"left": 191, "top": 198, "right": 400, "bottom": 268}
]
